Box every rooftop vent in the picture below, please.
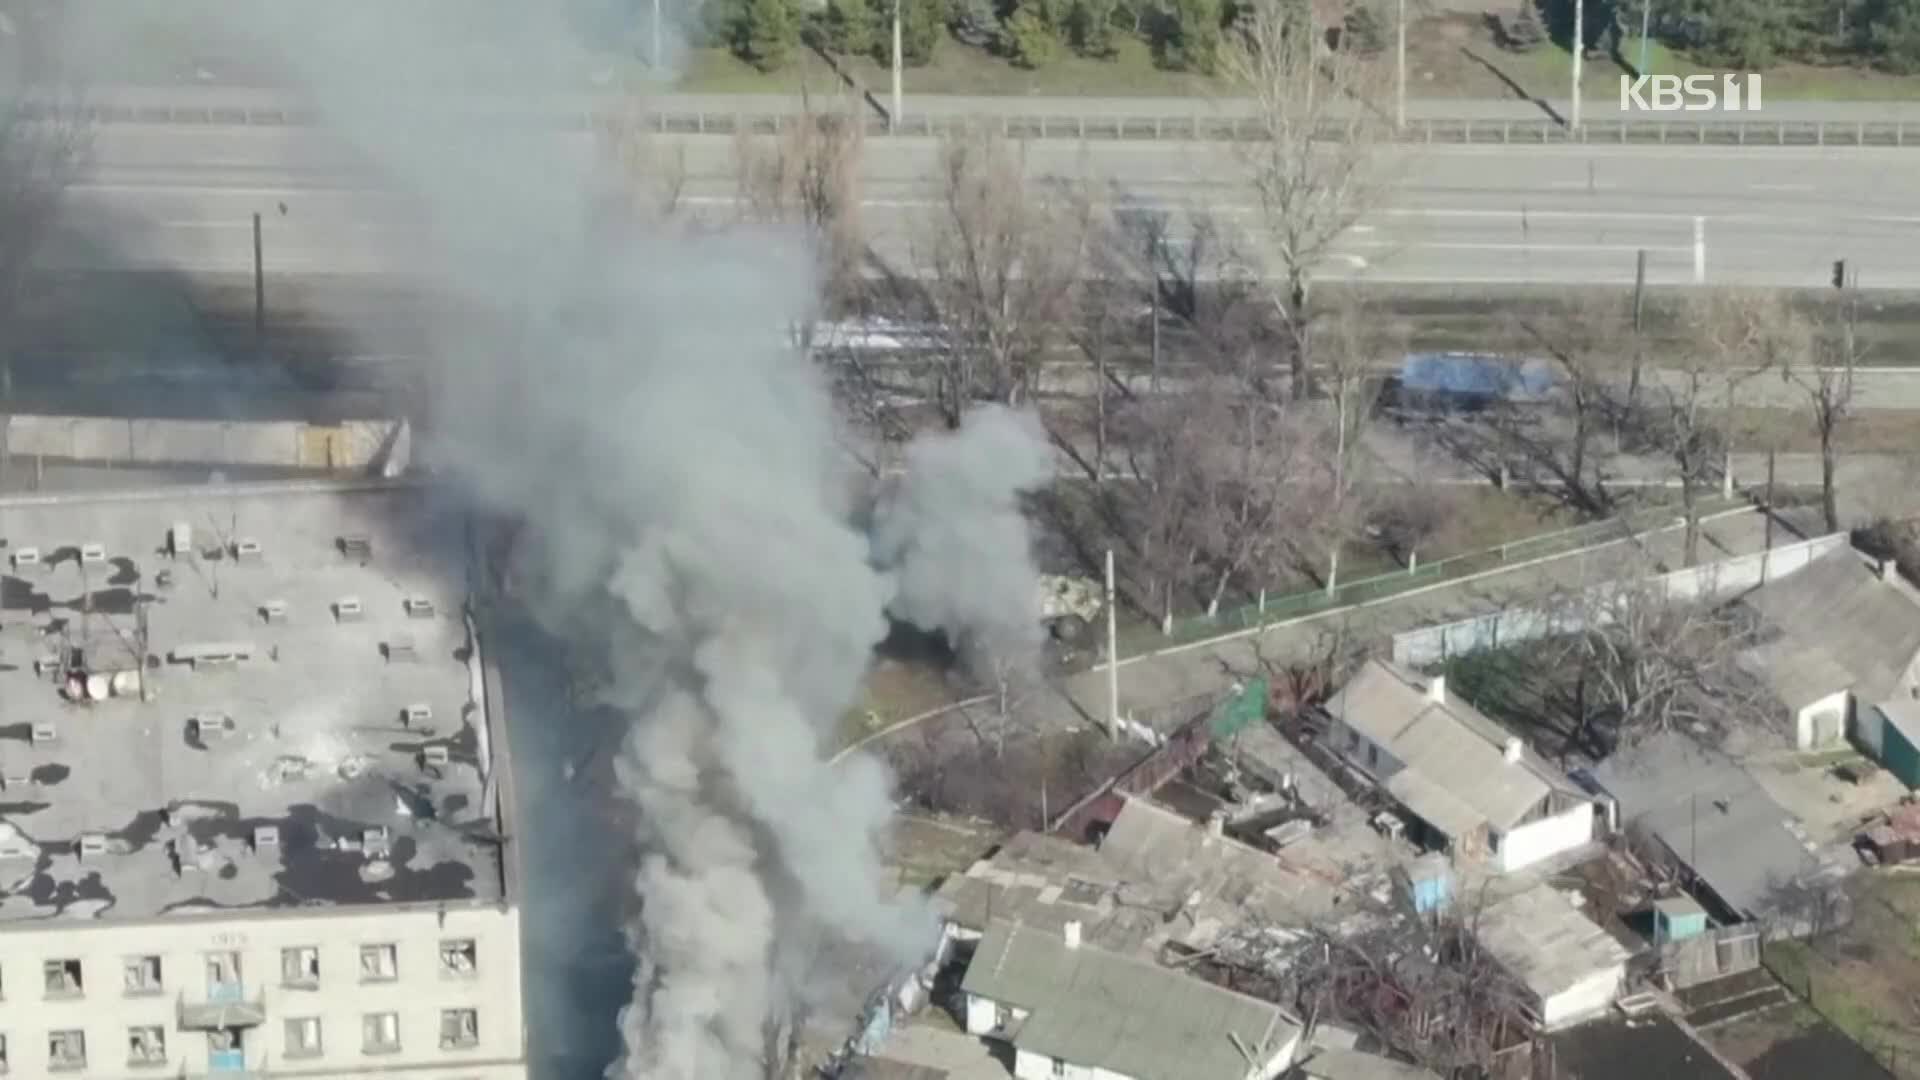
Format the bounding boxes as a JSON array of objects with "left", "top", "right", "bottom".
[
  {"left": 402, "top": 703, "right": 433, "bottom": 727},
  {"left": 421, "top": 745, "right": 451, "bottom": 768},
  {"left": 169, "top": 641, "right": 256, "bottom": 668},
  {"left": 333, "top": 596, "right": 365, "bottom": 622},
  {"left": 338, "top": 534, "right": 373, "bottom": 559},
  {"left": 260, "top": 600, "right": 289, "bottom": 624},
  {"left": 252, "top": 825, "right": 280, "bottom": 852},
  {"left": 190, "top": 713, "right": 238, "bottom": 741},
  {"left": 1504, "top": 737, "right": 1523, "bottom": 764},
  {"left": 231, "top": 538, "right": 264, "bottom": 561},
  {"left": 77, "top": 832, "right": 108, "bottom": 858},
  {"left": 11, "top": 546, "right": 39, "bottom": 568},
  {"left": 79, "top": 542, "right": 107, "bottom": 565},
  {"left": 30, "top": 721, "right": 58, "bottom": 745},
  {"left": 0, "top": 763, "right": 29, "bottom": 790},
  {"left": 1427, "top": 675, "right": 1447, "bottom": 703},
  {"left": 169, "top": 522, "right": 192, "bottom": 558},
  {"left": 403, "top": 596, "right": 436, "bottom": 619},
  {"left": 383, "top": 635, "right": 419, "bottom": 663},
  {"left": 363, "top": 826, "right": 391, "bottom": 859}
]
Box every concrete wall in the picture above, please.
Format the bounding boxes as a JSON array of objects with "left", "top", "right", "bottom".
[
  {"left": 1538, "top": 964, "right": 1626, "bottom": 1030},
  {"left": 0, "top": 901, "right": 523, "bottom": 1077},
  {"left": 1498, "top": 802, "right": 1595, "bottom": 873},
  {"left": 1392, "top": 532, "right": 1851, "bottom": 667},
  {"left": 1795, "top": 689, "right": 1851, "bottom": 749},
  {"left": 964, "top": 994, "right": 1028, "bottom": 1037},
  {"left": 4, "top": 415, "right": 409, "bottom": 472}
]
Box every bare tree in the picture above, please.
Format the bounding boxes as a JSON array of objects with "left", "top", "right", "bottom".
[
  {"left": 1223, "top": 0, "right": 1390, "bottom": 398},
  {"left": 597, "top": 97, "right": 693, "bottom": 221},
  {"left": 1637, "top": 289, "right": 1797, "bottom": 565},
  {"left": 1310, "top": 293, "right": 1393, "bottom": 591},
  {"left": 1783, "top": 281, "right": 1863, "bottom": 534},
  {"left": 910, "top": 128, "right": 1091, "bottom": 429},
  {"left": 732, "top": 94, "right": 868, "bottom": 303},
  {"left": 1513, "top": 289, "right": 1634, "bottom": 514}
]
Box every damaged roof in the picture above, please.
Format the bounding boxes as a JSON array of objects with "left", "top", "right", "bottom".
[
  {"left": 962, "top": 920, "right": 1299, "bottom": 1080},
  {"left": 1324, "top": 660, "right": 1584, "bottom": 836},
  {"left": 0, "top": 480, "right": 505, "bottom": 921},
  {"left": 1738, "top": 544, "right": 1920, "bottom": 709},
  {"left": 1475, "top": 883, "right": 1631, "bottom": 1002}
]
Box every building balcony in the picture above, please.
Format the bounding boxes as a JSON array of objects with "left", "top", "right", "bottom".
[{"left": 176, "top": 986, "right": 266, "bottom": 1031}]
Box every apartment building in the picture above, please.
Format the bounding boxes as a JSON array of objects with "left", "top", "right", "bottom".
[{"left": 0, "top": 480, "right": 527, "bottom": 1078}]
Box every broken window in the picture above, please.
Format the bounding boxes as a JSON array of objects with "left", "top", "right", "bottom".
[
  {"left": 359, "top": 943, "right": 398, "bottom": 982},
  {"left": 361, "top": 1012, "right": 400, "bottom": 1054},
  {"left": 43, "top": 959, "right": 82, "bottom": 997},
  {"left": 127, "top": 1025, "right": 165, "bottom": 1066},
  {"left": 280, "top": 947, "right": 319, "bottom": 987},
  {"left": 48, "top": 1030, "right": 85, "bottom": 1071},
  {"left": 284, "top": 1017, "right": 322, "bottom": 1058},
  {"left": 439, "top": 939, "right": 477, "bottom": 977},
  {"left": 124, "top": 955, "right": 162, "bottom": 994},
  {"left": 439, "top": 1008, "right": 479, "bottom": 1050},
  {"left": 206, "top": 951, "right": 243, "bottom": 1001}
]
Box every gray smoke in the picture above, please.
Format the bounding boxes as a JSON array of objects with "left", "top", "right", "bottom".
[
  {"left": 872, "top": 406, "right": 1053, "bottom": 675},
  {"left": 32, "top": 2, "right": 1047, "bottom": 1077}
]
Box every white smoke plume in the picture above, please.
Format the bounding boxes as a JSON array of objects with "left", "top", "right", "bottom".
[
  {"left": 30, "top": 1, "right": 1057, "bottom": 1076},
  {"left": 872, "top": 406, "right": 1054, "bottom": 675}
]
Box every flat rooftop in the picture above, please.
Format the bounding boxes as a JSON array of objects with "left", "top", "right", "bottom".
[{"left": 0, "top": 479, "right": 504, "bottom": 921}]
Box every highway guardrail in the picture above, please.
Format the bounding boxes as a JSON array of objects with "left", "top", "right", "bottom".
[{"left": 21, "top": 99, "right": 1920, "bottom": 147}]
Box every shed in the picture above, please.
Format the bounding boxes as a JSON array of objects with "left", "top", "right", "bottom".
[
  {"left": 1652, "top": 896, "right": 1709, "bottom": 946},
  {"left": 1475, "top": 884, "right": 1630, "bottom": 1029},
  {"left": 1856, "top": 699, "right": 1920, "bottom": 789}
]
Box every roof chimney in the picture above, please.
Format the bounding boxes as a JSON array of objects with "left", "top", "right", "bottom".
[
  {"left": 1427, "top": 675, "right": 1447, "bottom": 703},
  {"left": 1064, "top": 921, "right": 1082, "bottom": 950},
  {"left": 1207, "top": 812, "right": 1225, "bottom": 840},
  {"left": 1881, "top": 559, "right": 1901, "bottom": 585},
  {"left": 1504, "top": 737, "right": 1523, "bottom": 764}
]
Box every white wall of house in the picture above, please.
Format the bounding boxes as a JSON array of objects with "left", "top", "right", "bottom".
[
  {"left": 1497, "top": 802, "right": 1596, "bottom": 873},
  {"left": 1537, "top": 964, "right": 1626, "bottom": 1030},
  {"left": 964, "top": 993, "right": 1029, "bottom": 1037},
  {"left": 1009, "top": 1028, "right": 1299, "bottom": 1080},
  {"left": 1796, "top": 689, "right": 1851, "bottom": 749},
  {"left": 0, "top": 901, "right": 524, "bottom": 1078}
]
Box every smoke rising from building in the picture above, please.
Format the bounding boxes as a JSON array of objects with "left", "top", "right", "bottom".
[{"left": 34, "top": 2, "right": 1051, "bottom": 1077}]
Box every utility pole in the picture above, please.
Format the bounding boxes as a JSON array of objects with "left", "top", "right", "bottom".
[
  {"left": 1395, "top": 0, "right": 1407, "bottom": 131},
  {"left": 652, "top": 0, "right": 662, "bottom": 69},
  {"left": 890, "top": 0, "right": 903, "bottom": 133},
  {"left": 1570, "top": 0, "right": 1584, "bottom": 130},
  {"left": 1637, "top": 0, "right": 1652, "bottom": 76},
  {"left": 1104, "top": 548, "right": 1119, "bottom": 739},
  {"left": 252, "top": 212, "right": 265, "bottom": 362}
]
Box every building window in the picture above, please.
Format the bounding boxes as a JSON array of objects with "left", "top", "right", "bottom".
[
  {"left": 440, "top": 938, "right": 478, "bottom": 977},
  {"left": 128, "top": 1025, "right": 166, "bottom": 1067},
  {"left": 206, "top": 951, "right": 244, "bottom": 1002},
  {"left": 44, "top": 959, "right": 83, "bottom": 998},
  {"left": 281, "top": 947, "right": 320, "bottom": 988},
  {"left": 124, "top": 955, "right": 163, "bottom": 995},
  {"left": 284, "top": 1017, "right": 322, "bottom": 1059},
  {"left": 362, "top": 1012, "right": 401, "bottom": 1054},
  {"left": 48, "top": 1030, "right": 85, "bottom": 1071},
  {"left": 440, "top": 1008, "right": 479, "bottom": 1050},
  {"left": 208, "top": 1028, "right": 245, "bottom": 1072},
  {"left": 359, "top": 943, "right": 398, "bottom": 982}
]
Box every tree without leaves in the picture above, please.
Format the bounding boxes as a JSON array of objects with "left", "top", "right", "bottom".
[
  {"left": 910, "top": 128, "right": 1090, "bottom": 429},
  {"left": 1782, "top": 283, "right": 1861, "bottom": 534},
  {"left": 732, "top": 98, "right": 868, "bottom": 302},
  {"left": 1223, "top": 0, "right": 1389, "bottom": 399}
]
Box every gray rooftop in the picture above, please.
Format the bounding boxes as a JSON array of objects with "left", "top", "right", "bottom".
[
  {"left": 961, "top": 920, "right": 1298, "bottom": 1080},
  {"left": 1293, "top": 1046, "right": 1441, "bottom": 1080},
  {"left": 1325, "top": 660, "right": 1584, "bottom": 837},
  {"left": 1474, "top": 883, "right": 1630, "bottom": 1002},
  {"left": 1738, "top": 545, "right": 1920, "bottom": 709},
  {"left": 1589, "top": 733, "right": 1818, "bottom": 919},
  {"left": 0, "top": 480, "right": 503, "bottom": 921},
  {"left": 1873, "top": 698, "right": 1920, "bottom": 750}
]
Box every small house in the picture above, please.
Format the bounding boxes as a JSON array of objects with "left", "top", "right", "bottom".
[
  {"left": 1321, "top": 660, "right": 1597, "bottom": 872},
  {"left": 961, "top": 920, "right": 1303, "bottom": 1080},
  {"left": 1737, "top": 545, "right": 1920, "bottom": 750},
  {"left": 1475, "top": 884, "right": 1631, "bottom": 1029}
]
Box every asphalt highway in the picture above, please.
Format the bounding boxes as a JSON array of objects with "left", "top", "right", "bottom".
[{"left": 45, "top": 120, "right": 1920, "bottom": 289}]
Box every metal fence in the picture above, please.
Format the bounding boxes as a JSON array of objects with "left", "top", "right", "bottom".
[{"left": 24, "top": 98, "right": 1920, "bottom": 147}]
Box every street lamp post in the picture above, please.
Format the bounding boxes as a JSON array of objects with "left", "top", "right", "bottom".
[
  {"left": 891, "top": 0, "right": 903, "bottom": 132},
  {"left": 1570, "top": 0, "right": 1584, "bottom": 129},
  {"left": 1638, "top": 0, "right": 1652, "bottom": 76},
  {"left": 1395, "top": 0, "right": 1407, "bottom": 131}
]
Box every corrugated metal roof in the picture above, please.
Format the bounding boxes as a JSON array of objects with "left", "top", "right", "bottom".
[
  {"left": 1589, "top": 733, "right": 1819, "bottom": 918},
  {"left": 1739, "top": 545, "right": 1920, "bottom": 708},
  {"left": 1326, "top": 660, "right": 1581, "bottom": 834},
  {"left": 961, "top": 921, "right": 1297, "bottom": 1080}
]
